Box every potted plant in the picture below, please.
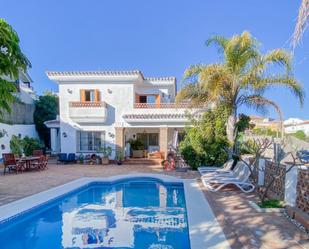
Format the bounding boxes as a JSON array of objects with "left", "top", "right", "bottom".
[
  {"left": 115, "top": 149, "right": 124, "bottom": 165},
  {"left": 78, "top": 154, "right": 84, "bottom": 164},
  {"left": 100, "top": 145, "right": 112, "bottom": 165},
  {"left": 127, "top": 138, "right": 144, "bottom": 158}
]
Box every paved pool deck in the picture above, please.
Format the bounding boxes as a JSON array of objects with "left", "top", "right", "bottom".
[{"left": 0, "top": 162, "right": 308, "bottom": 249}]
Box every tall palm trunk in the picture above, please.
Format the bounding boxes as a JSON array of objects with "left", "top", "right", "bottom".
[{"left": 226, "top": 109, "right": 237, "bottom": 157}]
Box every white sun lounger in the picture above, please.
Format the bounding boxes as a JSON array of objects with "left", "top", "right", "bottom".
[
  {"left": 198, "top": 159, "right": 234, "bottom": 174},
  {"left": 201, "top": 161, "right": 245, "bottom": 180},
  {"left": 201, "top": 162, "right": 255, "bottom": 193}
]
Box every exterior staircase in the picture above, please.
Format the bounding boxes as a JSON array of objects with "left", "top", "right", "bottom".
[{"left": 123, "top": 158, "right": 162, "bottom": 166}]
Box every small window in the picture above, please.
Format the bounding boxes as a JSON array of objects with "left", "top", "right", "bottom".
[
  {"left": 139, "top": 96, "right": 147, "bottom": 103},
  {"left": 85, "top": 90, "right": 95, "bottom": 102}
]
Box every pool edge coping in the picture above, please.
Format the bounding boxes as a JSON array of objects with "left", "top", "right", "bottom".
[{"left": 0, "top": 173, "right": 230, "bottom": 249}]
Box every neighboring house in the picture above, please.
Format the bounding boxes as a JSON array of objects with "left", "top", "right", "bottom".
[
  {"left": 249, "top": 115, "right": 281, "bottom": 131},
  {"left": 45, "top": 70, "right": 195, "bottom": 158},
  {"left": 284, "top": 118, "right": 309, "bottom": 136},
  {"left": 0, "top": 71, "right": 38, "bottom": 156}
]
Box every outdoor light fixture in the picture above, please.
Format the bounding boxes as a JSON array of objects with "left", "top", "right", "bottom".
[
  {"left": 108, "top": 132, "right": 115, "bottom": 138},
  {"left": 62, "top": 132, "right": 67, "bottom": 138},
  {"left": 107, "top": 89, "right": 112, "bottom": 94},
  {"left": 67, "top": 89, "right": 72, "bottom": 94}
]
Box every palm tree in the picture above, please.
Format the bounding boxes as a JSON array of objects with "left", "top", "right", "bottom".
[
  {"left": 0, "top": 19, "right": 31, "bottom": 114},
  {"left": 292, "top": 0, "right": 309, "bottom": 49},
  {"left": 177, "top": 32, "right": 304, "bottom": 152}
]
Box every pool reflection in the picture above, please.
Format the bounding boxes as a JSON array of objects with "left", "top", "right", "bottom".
[{"left": 61, "top": 182, "right": 190, "bottom": 249}]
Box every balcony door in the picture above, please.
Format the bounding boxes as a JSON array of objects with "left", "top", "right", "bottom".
[{"left": 136, "top": 133, "right": 159, "bottom": 152}]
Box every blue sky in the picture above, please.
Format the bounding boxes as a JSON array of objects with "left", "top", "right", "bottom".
[{"left": 2, "top": 0, "right": 308, "bottom": 119}]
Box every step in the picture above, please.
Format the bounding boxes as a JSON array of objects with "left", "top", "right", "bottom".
[{"left": 123, "top": 158, "right": 162, "bottom": 165}]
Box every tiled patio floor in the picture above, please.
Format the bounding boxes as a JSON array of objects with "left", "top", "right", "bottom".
[{"left": 0, "top": 162, "right": 308, "bottom": 249}]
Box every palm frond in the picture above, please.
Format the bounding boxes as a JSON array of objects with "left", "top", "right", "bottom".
[
  {"left": 292, "top": 0, "right": 309, "bottom": 49},
  {"left": 243, "top": 95, "right": 283, "bottom": 121},
  {"left": 262, "top": 49, "right": 292, "bottom": 73},
  {"left": 205, "top": 35, "right": 229, "bottom": 53},
  {"left": 183, "top": 64, "right": 203, "bottom": 81},
  {"left": 256, "top": 76, "right": 305, "bottom": 106},
  {"left": 176, "top": 83, "right": 211, "bottom": 108}
]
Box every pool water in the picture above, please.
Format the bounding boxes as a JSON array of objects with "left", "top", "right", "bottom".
[{"left": 0, "top": 179, "right": 191, "bottom": 249}]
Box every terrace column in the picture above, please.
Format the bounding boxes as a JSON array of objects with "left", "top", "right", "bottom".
[
  {"left": 115, "top": 127, "right": 125, "bottom": 152},
  {"left": 159, "top": 127, "right": 168, "bottom": 159},
  {"left": 50, "top": 128, "right": 58, "bottom": 154},
  {"left": 284, "top": 166, "right": 298, "bottom": 207}
]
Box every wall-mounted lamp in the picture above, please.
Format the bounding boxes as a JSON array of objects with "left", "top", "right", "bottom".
[
  {"left": 67, "top": 89, "right": 73, "bottom": 94},
  {"left": 62, "top": 132, "right": 67, "bottom": 138},
  {"left": 107, "top": 89, "right": 112, "bottom": 94},
  {"left": 1, "top": 144, "right": 5, "bottom": 150},
  {"left": 108, "top": 132, "right": 115, "bottom": 138}
]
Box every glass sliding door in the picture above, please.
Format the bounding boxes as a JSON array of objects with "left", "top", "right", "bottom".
[
  {"left": 136, "top": 133, "right": 159, "bottom": 151},
  {"left": 77, "top": 131, "right": 105, "bottom": 152}
]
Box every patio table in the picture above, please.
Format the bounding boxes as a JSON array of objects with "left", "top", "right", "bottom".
[{"left": 16, "top": 156, "right": 41, "bottom": 171}]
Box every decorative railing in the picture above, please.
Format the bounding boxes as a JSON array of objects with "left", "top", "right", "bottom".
[
  {"left": 69, "top": 101, "right": 106, "bottom": 108},
  {"left": 134, "top": 102, "right": 190, "bottom": 109}
]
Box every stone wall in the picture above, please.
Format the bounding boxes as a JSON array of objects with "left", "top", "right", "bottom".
[
  {"left": 1, "top": 102, "right": 35, "bottom": 124},
  {"left": 296, "top": 168, "right": 309, "bottom": 213},
  {"left": 264, "top": 160, "right": 286, "bottom": 200}
]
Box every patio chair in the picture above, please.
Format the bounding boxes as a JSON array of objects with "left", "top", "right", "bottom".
[
  {"left": 57, "top": 153, "right": 68, "bottom": 164},
  {"left": 198, "top": 159, "right": 234, "bottom": 174},
  {"left": 31, "top": 155, "right": 49, "bottom": 170},
  {"left": 2, "top": 153, "right": 25, "bottom": 175},
  {"left": 33, "top": 150, "right": 43, "bottom": 157},
  {"left": 67, "top": 153, "right": 76, "bottom": 163},
  {"left": 297, "top": 150, "right": 309, "bottom": 164},
  {"left": 201, "top": 162, "right": 255, "bottom": 193},
  {"left": 39, "top": 155, "right": 49, "bottom": 170}
]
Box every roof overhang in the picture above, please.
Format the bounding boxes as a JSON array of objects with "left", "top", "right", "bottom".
[
  {"left": 44, "top": 119, "right": 60, "bottom": 128},
  {"left": 45, "top": 71, "right": 176, "bottom": 88}
]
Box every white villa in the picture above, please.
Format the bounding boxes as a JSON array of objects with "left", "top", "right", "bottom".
[
  {"left": 284, "top": 118, "right": 309, "bottom": 136},
  {"left": 45, "top": 70, "right": 193, "bottom": 159}
]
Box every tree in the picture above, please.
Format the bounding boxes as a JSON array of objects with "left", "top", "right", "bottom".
[
  {"left": 292, "top": 130, "right": 307, "bottom": 141},
  {"left": 177, "top": 32, "right": 304, "bottom": 154},
  {"left": 179, "top": 105, "right": 229, "bottom": 169},
  {"left": 292, "top": 0, "right": 309, "bottom": 49},
  {"left": 0, "top": 19, "right": 31, "bottom": 114},
  {"left": 239, "top": 138, "right": 300, "bottom": 204},
  {"left": 33, "top": 93, "right": 59, "bottom": 147}
]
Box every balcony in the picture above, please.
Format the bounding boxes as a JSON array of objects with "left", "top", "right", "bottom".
[
  {"left": 134, "top": 102, "right": 190, "bottom": 109},
  {"left": 69, "top": 101, "right": 107, "bottom": 123}
]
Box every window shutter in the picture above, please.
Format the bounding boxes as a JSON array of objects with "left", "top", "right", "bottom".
[
  {"left": 135, "top": 93, "right": 140, "bottom": 103},
  {"left": 80, "top": 89, "right": 85, "bottom": 102},
  {"left": 95, "top": 89, "right": 101, "bottom": 102},
  {"left": 155, "top": 94, "right": 161, "bottom": 106}
]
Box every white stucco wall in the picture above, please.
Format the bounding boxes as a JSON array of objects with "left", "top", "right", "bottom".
[
  {"left": 58, "top": 82, "right": 135, "bottom": 156},
  {"left": 0, "top": 123, "right": 38, "bottom": 157},
  {"left": 51, "top": 74, "right": 185, "bottom": 156},
  {"left": 285, "top": 123, "right": 309, "bottom": 136}
]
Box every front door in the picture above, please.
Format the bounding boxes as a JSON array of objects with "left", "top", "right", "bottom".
[{"left": 136, "top": 133, "right": 159, "bottom": 152}]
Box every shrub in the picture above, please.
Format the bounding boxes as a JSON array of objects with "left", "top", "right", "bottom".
[
  {"left": 179, "top": 106, "right": 229, "bottom": 169},
  {"left": 9, "top": 135, "right": 41, "bottom": 156},
  {"left": 252, "top": 127, "right": 278, "bottom": 137},
  {"left": 292, "top": 130, "right": 307, "bottom": 141},
  {"left": 10, "top": 135, "right": 23, "bottom": 156},
  {"left": 127, "top": 138, "right": 144, "bottom": 150},
  {"left": 22, "top": 136, "right": 41, "bottom": 156}
]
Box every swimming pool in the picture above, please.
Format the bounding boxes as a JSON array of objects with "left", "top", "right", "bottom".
[
  {"left": 0, "top": 173, "right": 230, "bottom": 249},
  {"left": 0, "top": 177, "right": 190, "bottom": 249}
]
